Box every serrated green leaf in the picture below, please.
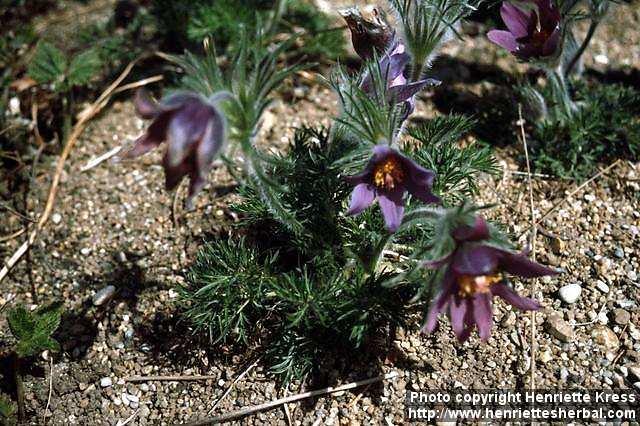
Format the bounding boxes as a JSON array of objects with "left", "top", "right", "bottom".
[
  {"left": 9, "top": 303, "right": 63, "bottom": 358},
  {"left": 0, "top": 394, "right": 16, "bottom": 419},
  {"left": 7, "top": 306, "right": 35, "bottom": 341},
  {"left": 34, "top": 302, "right": 63, "bottom": 336},
  {"left": 27, "top": 41, "right": 67, "bottom": 86},
  {"left": 67, "top": 48, "right": 102, "bottom": 87}
]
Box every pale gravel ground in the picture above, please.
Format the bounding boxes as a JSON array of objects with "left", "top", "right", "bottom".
[{"left": 1, "top": 2, "right": 640, "bottom": 425}]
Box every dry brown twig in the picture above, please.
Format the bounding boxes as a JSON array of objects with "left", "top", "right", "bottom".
[
  {"left": 125, "top": 374, "right": 221, "bottom": 383},
  {"left": 208, "top": 357, "right": 261, "bottom": 414},
  {"left": 516, "top": 105, "right": 538, "bottom": 391},
  {"left": 0, "top": 58, "right": 156, "bottom": 284},
  {"left": 183, "top": 372, "right": 398, "bottom": 426},
  {"left": 44, "top": 356, "right": 54, "bottom": 424}
]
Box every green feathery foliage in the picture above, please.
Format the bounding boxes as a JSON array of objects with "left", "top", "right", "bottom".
[
  {"left": 151, "top": 0, "right": 344, "bottom": 59},
  {"left": 174, "top": 32, "right": 311, "bottom": 234},
  {"left": 7, "top": 303, "right": 63, "bottom": 358},
  {"left": 406, "top": 115, "right": 500, "bottom": 203},
  {"left": 388, "top": 0, "right": 481, "bottom": 79},
  {"left": 182, "top": 116, "right": 498, "bottom": 382},
  {"left": 531, "top": 81, "right": 640, "bottom": 180}
]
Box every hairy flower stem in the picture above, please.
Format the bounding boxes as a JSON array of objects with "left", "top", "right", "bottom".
[
  {"left": 544, "top": 66, "right": 577, "bottom": 119},
  {"left": 265, "top": 0, "right": 287, "bottom": 37},
  {"left": 565, "top": 19, "right": 600, "bottom": 77},
  {"left": 14, "top": 354, "right": 24, "bottom": 421},
  {"left": 367, "top": 234, "right": 394, "bottom": 273}
]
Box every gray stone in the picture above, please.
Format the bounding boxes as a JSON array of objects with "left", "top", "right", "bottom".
[
  {"left": 591, "top": 326, "right": 620, "bottom": 351},
  {"left": 627, "top": 365, "right": 640, "bottom": 381},
  {"left": 100, "top": 377, "right": 112, "bottom": 388},
  {"left": 93, "top": 286, "right": 116, "bottom": 306},
  {"left": 558, "top": 283, "right": 582, "bottom": 304},
  {"left": 546, "top": 314, "right": 574, "bottom": 342},
  {"left": 595, "top": 280, "right": 610, "bottom": 293},
  {"left": 613, "top": 309, "right": 630, "bottom": 325}
]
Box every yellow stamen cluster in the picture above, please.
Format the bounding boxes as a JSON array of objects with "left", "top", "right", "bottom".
[
  {"left": 373, "top": 156, "right": 405, "bottom": 190},
  {"left": 457, "top": 274, "right": 502, "bottom": 298}
]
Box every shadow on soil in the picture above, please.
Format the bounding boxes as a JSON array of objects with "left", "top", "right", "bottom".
[
  {"left": 424, "top": 55, "right": 521, "bottom": 147},
  {"left": 55, "top": 254, "right": 163, "bottom": 361}
]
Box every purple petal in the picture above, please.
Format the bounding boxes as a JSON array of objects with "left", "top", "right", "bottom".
[
  {"left": 372, "top": 144, "right": 395, "bottom": 161},
  {"left": 421, "top": 253, "right": 452, "bottom": 270},
  {"left": 346, "top": 183, "right": 376, "bottom": 216},
  {"left": 422, "top": 269, "right": 455, "bottom": 333},
  {"left": 195, "top": 112, "right": 225, "bottom": 178},
  {"left": 500, "top": 3, "right": 532, "bottom": 38},
  {"left": 449, "top": 296, "right": 468, "bottom": 339},
  {"left": 134, "top": 90, "right": 161, "bottom": 119},
  {"left": 407, "top": 181, "right": 440, "bottom": 204},
  {"left": 120, "top": 111, "right": 174, "bottom": 159},
  {"left": 377, "top": 187, "right": 405, "bottom": 232},
  {"left": 473, "top": 293, "right": 494, "bottom": 341},
  {"left": 166, "top": 101, "right": 212, "bottom": 168},
  {"left": 452, "top": 245, "right": 500, "bottom": 276},
  {"left": 491, "top": 283, "right": 541, "bottom": 311},
  {"left": 384, "top": 53, "right": 410, "bottom": 84},
  {"left": 162, "top": 151, "right": 193, "bottom": 191},
  {"left": 344, "top": 169, "right": 372, "bottom": 186},
  {"left": 535, "top": 0, "right": 560, "bottom": 31},
  {"left": 487, "top": 30, "right": 519, "bottom": 52},
  {"left": 499, "top": 250, "right": 559, "bottom": 277},
  {"left": 452, "top": 216, "right": 490, "bottom": 242},
  {"left": 185, "top": 173, "right": 206, "bottom": 211},
  {"left": 386, "top": 79, "right": 439, "bottom": 104},
  {"left": 399, "top": 153, "right": 435, "bottom": 186},
  {"left": 542, "top": 27, "right": 561, "bottom": 56}
]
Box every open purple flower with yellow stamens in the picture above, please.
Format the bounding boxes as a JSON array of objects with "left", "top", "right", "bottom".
[
  {"left": 422, "top": 216, "right": 558, "bottom": 342},
  {"left": 345, "top": 145, "right": 440, "bottom": 232},
  {"left": 120, "top": 90, "right": 227, "bottom": 209},
  {"left": 487, "top": 0, "right": 561, "bottom": 61},
  {"left": 361, "top": 43, "right": 440, "bottom": 118}
]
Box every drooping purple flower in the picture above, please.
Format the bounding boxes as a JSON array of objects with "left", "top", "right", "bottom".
[
  {"left": 340, "top": 6, "right": 395, "bottom": 60},
  {"left": 345, "top": 145, "right": 440, "bottom": 232},
  {"left": 120, "top": 90, "right": 227, "bottom": 209},
  {"left": 361, "top": 43, "right": 440, "bottom": 118},
  {"left": 487, "top": 0, "right": 561, "bottom": 61},
  {"left": 422, "top": 216, "right": 558, "bottom": 342}
]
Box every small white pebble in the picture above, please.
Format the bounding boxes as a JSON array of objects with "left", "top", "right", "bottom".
[
  {"left": 594, "top": 54, "right": 609, "bottom": 65},
  {"left": 558, "top": 283, "right": 582, "bottom": 304},
  {"left": 100, "top": 377, "right": 113, "bottom": 388},
  {"left": 52, "top": 213, "right": 62, "bottom": 224},
  {"left": 9, "top": 97, "right": 20, "bottom": 115}
]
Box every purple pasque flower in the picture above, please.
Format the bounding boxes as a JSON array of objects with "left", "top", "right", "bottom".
[
  {"left": 120, "top": 90, "right": 227, "bottom": 209},
  {"left": 345, "top": 145, "right": 440, "bottom": 232},
  {"left": 361, "top": 42, "right": 440, "bottom": 118},
  {"left": 340, "top": 6, "right": 395, "bottom": 60},
  {"left": 422, "top": 216, "right": 558, "bottom": 342},
  {"left": 487, "top": 0, "right": 561, "bottom": 61}
]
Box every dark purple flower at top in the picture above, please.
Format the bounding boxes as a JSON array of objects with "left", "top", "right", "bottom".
[
  {"left": 340, "top": 6, "right": 395, "bottom": 60},
  {"left": 120, "top": 90, "right": 227, "bottom": 209},
  {"left": 361, "top": 43, "right": 440, "bottom": 118},
  {"left": 487, "top": 0, "right": 561, "bottom": 61},
  {"left": 422, "top": 216, "right": 558, "bottom": 342},
  {"left": 345, "top": 145, "right": 440, "bottom": 232}
]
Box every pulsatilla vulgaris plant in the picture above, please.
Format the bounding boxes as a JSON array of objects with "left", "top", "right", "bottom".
[
  {"left": 487, "top": 0, "right": 639, "bottom": 180},
  {"left": 123, "top": 2, "right": 557, "bottom": 383}
]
